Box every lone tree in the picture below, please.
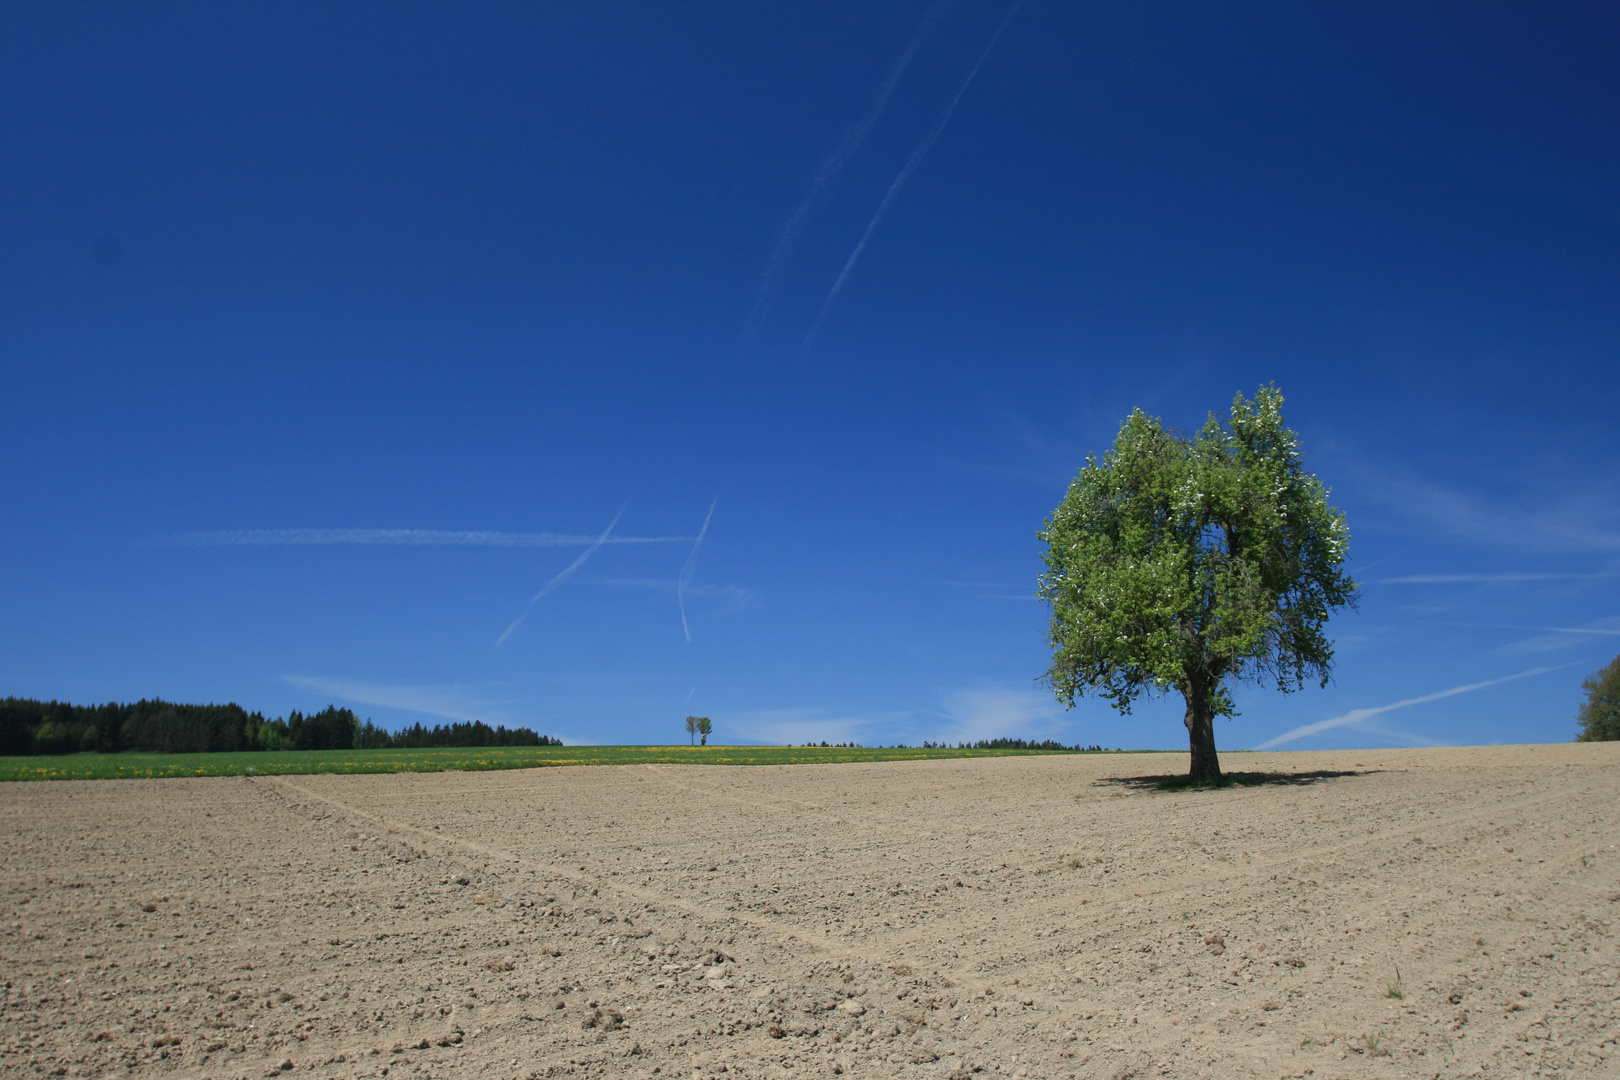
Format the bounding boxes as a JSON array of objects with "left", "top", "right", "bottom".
[
  {"left": 695, "top": 716, "right": 713, "bottom": 746},
  {"left": 1038, "top": 386, "right": 1357, "bottom": 781},
  {"left": 684, "top": 715, "right": 699, "bottom": 745},
  {"left": 1575, "top": 655, "right": 1620, "bottom": 741}
]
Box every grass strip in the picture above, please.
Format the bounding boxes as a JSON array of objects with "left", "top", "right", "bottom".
[{"left": 0, "top": 745, "right": 1148, "bottom": 781}]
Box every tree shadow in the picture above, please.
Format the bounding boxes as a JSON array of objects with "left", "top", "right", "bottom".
[{"left": 1095, "top": 769, "right": 1374, "bottom": 793}]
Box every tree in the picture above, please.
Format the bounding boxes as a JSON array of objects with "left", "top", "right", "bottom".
[
  {"left": 1575, "top": 655, "right": 1620, "bottom": 741},
  {"left": 685, "top": 715, "right": 699, "bottom": 745},
  {"left": 695, "top": 716, "right": 712, "bottom": 746},
  {"left": 1038, "top": 386, "right": 1357, "bottom": 781}
]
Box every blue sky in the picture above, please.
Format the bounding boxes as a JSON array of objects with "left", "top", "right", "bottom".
[{"left": 3, "top": 2, "right": 1616, "bottom": 751}]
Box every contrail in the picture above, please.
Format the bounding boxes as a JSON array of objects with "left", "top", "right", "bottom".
[
  {"left": 1379, "top": 572, "right": 1616, "bottom": 585},
  {"left": 495, "top": 506, "right": 626, "bottom": 647},
  {"left": 1253, "top": 664, "right": 1568, "bottom": 750},
  {"left": 806, "top": 0, "right": 1025, "bottom": 345},
  {"left": 677, "top": 499, "right": 718, "bottom": 643},
  {"left": 1423, "top": 619, "right": 1620, "bottom": 636},
  {"left": 738, "top": 3, "right": 947, "bottom": 344},
  {"left": 166, "top": 528, "right": 688, "bottom": 547}
]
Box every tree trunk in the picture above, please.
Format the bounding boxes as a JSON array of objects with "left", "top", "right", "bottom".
[{"left": 1183, "top": 686, "right": 1222, "bottom": 781}]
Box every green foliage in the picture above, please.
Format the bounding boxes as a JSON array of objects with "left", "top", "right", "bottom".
[
  {"left": 0, "top": 743, "right": 1131, "bottom": 782},
  {"left": 1038, "top": 386, "right": 1356, "bottom": 776},
  {"left": 0, "top": 697, "right": 558, "bottom": 756},
  {"left": 1, "top": 697, "right": 269, "bottom": 755},
  {"left": 1575, "top": 654, "right": 1620, "bottom": 741}
]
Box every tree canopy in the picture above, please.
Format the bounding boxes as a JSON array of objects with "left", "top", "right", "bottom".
[
  {"left": 1575, "top": 655, "right": 1620, "bottom": 741},
  {"left": 1038, "top": 386, "right": 1357, "bottom": 780}
]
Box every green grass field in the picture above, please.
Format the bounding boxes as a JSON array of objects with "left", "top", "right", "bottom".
[{"left": 0, "top": 744, "right": 1142, "bottom": 782}]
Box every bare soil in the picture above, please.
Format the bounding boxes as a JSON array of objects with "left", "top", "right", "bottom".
[{"left": 3, "top": 744, "right": 1617, "bottom": 1079}]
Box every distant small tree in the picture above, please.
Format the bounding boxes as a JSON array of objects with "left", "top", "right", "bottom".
[
  {"left": 1575, "top": 655, "right": 1620, "bottom": 741},
  {"left": 684, "top": 715, "right": 699, "bottom": 745},
  {"left": 1038, "top": 386, "right": 1357, "bottom": 781},
  {"left": 695, "top": 717, "right": 712, "bottom": 746}
]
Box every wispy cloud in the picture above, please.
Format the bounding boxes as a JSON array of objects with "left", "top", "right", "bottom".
[
  {"left": 286, "top": 674, "right": 578, "bottom": 743},
  {"left": 165, "top": 528, "right": 688, "bottom": 547},
  {"left": 678, "top": 499, "right": 717, "bottom": 643},
  {"left": 934, "top": 686, "right": 1065, "bottom": 745},
  {"left": 1343, "top": 461, "right": 1620, "bottom": 555},
  {"left": 718, "top": 707, "right": 904, "bottom": 747},
  {"left": 1426, "top": 618, "right": 1620, "bottom": 638},
  {"left": 1517, "top": 624, "right": 1620, "bottom": 636},
  {"left": 1378, "top": 572, "right": 1616, "bottom": 585},
  {"left": 1321, "top": 719, "right": 1445, "bottom": 748},
  {"left": 284, "top": 675, "right": 502, "bottom": 726},
  {"left": 738, "top": 3, "right": 945, "bottom": 344},
  {"left": 591, "top": 576, "right": 758, "bottom": 617},
  {"left": 495, "top": 506, "right": 625, "bottom": 647},
  {"left": 1253, "top": 665, "right": 1567, "bottom": 750},
  {"left": 1434, "top": 617, "right": 1620, "bottom": 657},
  {"left": 592, "top": 576, "right": 679, "bottom": 591},
  {"left": 807, "top": 0, "right": 1026, "bottom": 345},
  {"left": 716, "top": 686, "right": 1068, "bottom": 748}
]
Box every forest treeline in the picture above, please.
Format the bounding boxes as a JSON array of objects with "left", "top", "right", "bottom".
[
  {"left": 921, "top": 738, "right": 1105, "bottom": 751},
  {"left": 0, "top": 697, "right": 560, "bottom": 756}
]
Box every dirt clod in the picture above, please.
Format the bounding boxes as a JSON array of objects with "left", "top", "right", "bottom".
[{"left": 582, "top": 1007, "right": 624, "bottom": 1031}]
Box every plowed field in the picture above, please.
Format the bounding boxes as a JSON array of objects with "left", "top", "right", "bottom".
[{"left": 3, "top": 744, "right": 1617, "bottom": 1079}]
